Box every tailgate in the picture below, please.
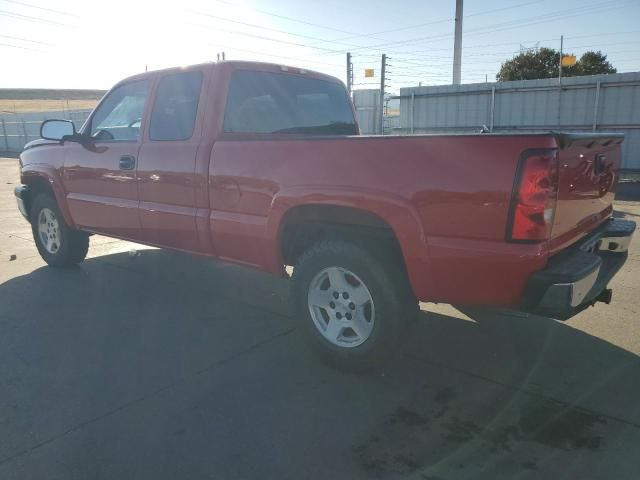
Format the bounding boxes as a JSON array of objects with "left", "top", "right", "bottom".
[{"left": 549, "top": 132, "right": 624, "bottom": 254}]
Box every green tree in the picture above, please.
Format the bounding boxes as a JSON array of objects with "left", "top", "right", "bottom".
[
  {"left": 496, "top": 48, "right": 616, "bottom": 81},
  {"left": 577, "top": 51, "right": 616, "bottom": 76}
]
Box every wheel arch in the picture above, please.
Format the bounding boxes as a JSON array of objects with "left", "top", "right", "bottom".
[
  {"left": 21, "top": 169, "right": 74, "bottom": 226},
  {"left": 268, "top": 189, "right": 434, "bottom": 300}
]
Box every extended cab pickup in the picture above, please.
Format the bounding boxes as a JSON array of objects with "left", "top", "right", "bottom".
[{"left": 15, "top": 61, "right": 635, "bottom": 370}]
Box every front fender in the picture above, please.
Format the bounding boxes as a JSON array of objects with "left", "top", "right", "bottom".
[
  {"left": 266, "top": 186, "right": 434, "bottom": 300},
  {"left": 21, "top": 167, "right": 75, "bottom": 227}
]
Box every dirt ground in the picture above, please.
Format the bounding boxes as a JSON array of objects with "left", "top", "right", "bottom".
[
  {"left": 0, "top": 89, "right": 104, "bottom": 113},
  {"left": 0, "top": 99, "right": 99, "bottom": 114}
]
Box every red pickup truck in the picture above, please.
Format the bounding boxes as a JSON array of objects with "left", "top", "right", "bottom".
[{"left": 15, "top": 61, "right": 635, "bottom": 370}]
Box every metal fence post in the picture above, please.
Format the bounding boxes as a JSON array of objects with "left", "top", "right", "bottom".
[
  {"left": 379, "top": 53, "right": 386, "bottom": 135},
  {"left": 489, "top": 87, "right": 496, "bottom": 132},
  {"left": 592, "top": 80, "right": 601, "bottom": 132},
  {"left": 410, "top": 93, "right": 415, "bottom": 134},
  {"left": 1, "top": 118, "right": 8, "bottom": 153},
  {"left": 21, "top": 119, "right": 28, "bottom": 148},
  {"left": 557, "top": 81, "right": 563, "bottom": 125}
]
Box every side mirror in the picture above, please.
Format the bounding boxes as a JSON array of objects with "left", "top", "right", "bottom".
[{"left": 40, "top": 119, "right": 76, "bottom": 141}]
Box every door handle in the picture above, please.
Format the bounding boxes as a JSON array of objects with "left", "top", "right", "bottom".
[{"left": 119, "top": 155, "right": 136, "bottom": 170}]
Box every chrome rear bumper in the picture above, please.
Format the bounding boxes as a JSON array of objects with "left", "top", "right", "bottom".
[
  {"left": 538, "top": 264, "right": 600, "bottom": 308},
  {"left": 523, "top": 217, "right": 635, "bottom": 319}
]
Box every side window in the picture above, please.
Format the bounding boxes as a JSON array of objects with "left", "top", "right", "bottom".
[
  {"left": 149, "top": 71, "right": 203, "bottom": 141},
  {"left": 89, "top": 80, "right": 149, "bottom": 141},
  {"left": 223, "top": 70, "right": 357, "bottom": 135}
]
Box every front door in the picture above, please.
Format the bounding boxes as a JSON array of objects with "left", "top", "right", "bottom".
[
  {"left": 63, "top": 79, "right": 150, "bottom": 239},
  {"left": 136, "top": 69, "right": 204, "bottom": 252}
]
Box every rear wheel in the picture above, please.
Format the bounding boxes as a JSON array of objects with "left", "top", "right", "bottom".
[
  {"left": 291, "top": 240, "right": 415, "bottom": 372},
  {"left": 30, "top": 193, "right": 89, "bottom": 267}
]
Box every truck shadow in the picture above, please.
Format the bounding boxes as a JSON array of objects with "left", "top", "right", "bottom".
[{"left": 0, "top": 249, "right": 638, "bottom": 479}]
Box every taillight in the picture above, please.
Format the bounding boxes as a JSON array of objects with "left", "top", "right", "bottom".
[{"left": 507, "top": 151, "right": 559, "bottom": 242}]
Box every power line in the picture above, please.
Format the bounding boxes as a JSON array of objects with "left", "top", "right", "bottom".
[
  {"left": 0, "top": 41, "right": 44, "bottom": 52},
  {"left": 187, "top": 0, "right": 556, "bottom": 64},
  {"left": 0, "top": 5, "right": 347, "bottom": 70},
  {"left": 463, "top": 1, "right": 636, "bottom": 37},
  {"left": 1, "top": 0, "right": 638, "bottom": 84},
  {"left": 319, "top": 0, "right": 635, "bottom": 56},
  {"left": 205, "top": 0, "right": 372, "bottom": 38},
  {"left": 412, "top": 1, "right": 544, "bottom": 33},
  {"left": 186, "top": 9, "right": 366, "bottom": 50},
  {"left": 0, "top": 3, "right": 347, "bottom": 58},
  {"left": 310, "top": 0, "right": 543, "bottom": 52},
  {"left": 0, "top": 33, "right": 53, "bottom": 45},
  {"left": 196, "top": 40, "right": 343, "bottom": 68},
  {"left": 3, "top": 0, "right": 637, "bottom": 64},
  {"left": 391, "top": 39, "right": 640, "bottom": 65},
  {"left": 187, "top": 21, "right": 341, "bottom": 54},
  {"left": 0, "top": 0, "right": 82, "bottom": 17},
  {"left": 0, "top": 9, "right": 71, "bottom": 26},
  {"left": 435, "top": 29, "right": 640, "bottom": 53}
]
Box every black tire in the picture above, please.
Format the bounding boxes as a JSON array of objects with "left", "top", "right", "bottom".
[
  {"left": 30, "top": 193, "right": 89, "bottom": 267},
  {"left": 291, "top": 239, "right": 416, "bottom": 372}
]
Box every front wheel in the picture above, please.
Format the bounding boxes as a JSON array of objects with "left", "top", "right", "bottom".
[
  {"left": 30, "top": 193, "right": 89, "bottom": 267},
  {"left": 291, "top": 240, "right": 415, "bottom": 372}
]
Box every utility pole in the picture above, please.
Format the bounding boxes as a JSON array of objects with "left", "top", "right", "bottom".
[
  {"left": 453, "top": 0, "right": 463, "bottom": 85},
  {"left": 379, "top": 53, "right": 386, "bottom": 135},
  {"left": 558, "top": 35, "right": 563, "bottom": 84},
  {"left": 558, "top": 35, "right": 564, "bottom": 124},
  {"left": 346, "top": 52, "right": 352, "bottom": 94}
]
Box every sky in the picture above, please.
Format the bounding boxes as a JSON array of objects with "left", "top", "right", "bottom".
[{"left": 1, "top": 0, "right": 639, "bottom": 93}]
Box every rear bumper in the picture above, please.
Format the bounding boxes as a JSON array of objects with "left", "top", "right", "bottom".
[
  {"left": 522, "top": 217, "right": 635, "bottom": 319},
  {"left": 14, "top": 185, "right": 29, "bottom": 220}
]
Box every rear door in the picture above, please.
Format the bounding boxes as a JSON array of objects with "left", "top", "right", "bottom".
[
  {"left": 209, "top": 68, "right": 357, "bottom": 267},
  {"left": 136, "top": 69, "right": 205, "bottom": 252},
  {"left": 549, "top": 133, "right": 623, "bottom": 253},
  {"left": 63, "top": 79, "right": 150, "bottom": 239}
]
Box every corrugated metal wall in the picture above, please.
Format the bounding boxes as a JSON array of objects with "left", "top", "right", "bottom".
[
  {"left": 353, "top": 89, "right": 381, "bottom": 135},
  {"left": 397, "top": 71, "right": 640, "bottom": 170}
]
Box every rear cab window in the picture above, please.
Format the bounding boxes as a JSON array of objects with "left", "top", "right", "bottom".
[
  {"left": 223, "top": 70, "right": 357, "bottom": 135},
  {"left": 150, "top": 70, "right": 203, "bottom": 141}
]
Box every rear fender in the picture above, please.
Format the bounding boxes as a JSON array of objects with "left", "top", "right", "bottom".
[{"left": 267, "top": 186, "right": 434, "bottom": 300}]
